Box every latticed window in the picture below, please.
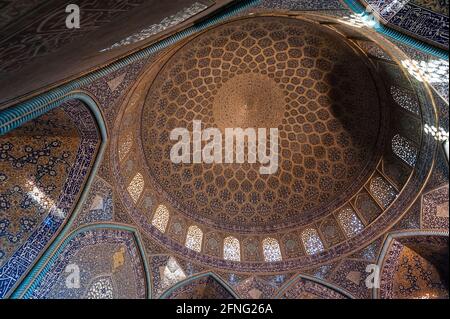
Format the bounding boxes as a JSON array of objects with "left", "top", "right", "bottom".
[
  {"left": 338, "top": 207, "right": 364, "bottom": 237},
  {"left": 391, "top": 134, "right": 418, "bottom": 167},
  {"left": 185, "top": 225, "right": 203, "bottom": 252},
  {"left": 223, "top": 236, "right": 241, "bottom": 262},
  {"left": 152, "top": 204, "right": 170, "bottom": 233},
  {"left": 301, "top": 228, "right": 324, "bottom": 255},
  {"left": 369, "top": 176, "right": 397, "bottom": 208},
  {"left": 262, "top": 237, "right": 282, "bottom": 262},
  {"left": 127, "top": 173, "right": 144, "bottom": 203},
  {"left": 390, "top": 85, "right": 420, "bottom": 115}
]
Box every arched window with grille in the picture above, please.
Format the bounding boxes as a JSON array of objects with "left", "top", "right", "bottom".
[
  {"left": 223, "top": 236, "right": 241, "bottom": 262},
  {"left": 338, "top": 207, "right": 364, "bottom": 237},
  {"left": 391, "top": 134, "right": 418, "bottom": 167},
  {"left": 185, "top": 225, "right": 203, "bottom": 252},
  {"left": 151, "top": 204, "right": 170, "bottom": 233},
  {"left": 262, "top": 237, "right": 282, "bottom": 262},
  {"left": 301, "top": 228, "right": 324, "bottom": 255},
  {"left": 127, "top": 173, "right": 144, "bottom": 203}
]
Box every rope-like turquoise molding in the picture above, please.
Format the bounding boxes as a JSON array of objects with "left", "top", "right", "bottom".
[
  {"left": 15, "top": 224, "right": 152, "bottom": 299},
  {"left": 0, "top": 0, "right": 261, "bottom": 136},
  {"left": 343, "top": 0, "right": 449, "bottom": 60},
  {"left": 8, "top": 92, "right": 109, "bottom": 299}
]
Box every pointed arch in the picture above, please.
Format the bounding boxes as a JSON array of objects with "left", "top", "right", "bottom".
[
  {"left": 275, "top": 273, "right": 353, "bottom": 299},
  {"left": 374, "top": 230, "right": 449, "bottom": 299},
  {"left": 160, "top": 272, "right": 239, "bottom": 299},
  {"left": 0, "top": 92, "right": 108, "bottom": 299},
  {"left": 12, "top": 223, "right": 151, "bottom": 299},
  {"left": 369, "top": 175, "right": 398, "bottom": 209}
]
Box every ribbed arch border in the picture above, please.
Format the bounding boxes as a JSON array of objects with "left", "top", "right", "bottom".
[
  {"left": 373, "top": 229, "right": 449, "bottom": 299},
  {"left": 12, "top": 223, "right": 151, "bottom": 299},
  {"left": 159, "top": 272, "right": 240, "bottom": 299},
  {"left": 7, "top": 92, "right": 109, "bottom": 299},
  {"left": 274, "top": 273, "right": 354, "bottom": 299}
]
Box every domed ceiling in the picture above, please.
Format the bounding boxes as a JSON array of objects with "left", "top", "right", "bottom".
[
  {"left": 112, "top": 13, "right": 437, "bottom": 272},
  {"left": 141, "top": 16, "right": 383, "bottom": 232},
  {"left": 2, "top": 0, "right": 447, "bottom": 301}
]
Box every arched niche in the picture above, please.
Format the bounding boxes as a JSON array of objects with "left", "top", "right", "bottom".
[
  {"left": 160, "top": 272, "right": 238, "bottom": 299},
  {"left": 376, "top": 231, "right": 449, "bottom": 299},
  {"left": 0, "top": 93, "right": 107, "bottom": 298},
  {"left": 275, "top": 274, "right": 353, "bottom": 299},
  {"left": 13, "top": 224, "right": 150, "bottom": 299}
]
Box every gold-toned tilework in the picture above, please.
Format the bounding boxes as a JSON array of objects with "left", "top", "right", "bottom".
[{"left": 0, "top": 108, "right": 80, "bottom": 267}]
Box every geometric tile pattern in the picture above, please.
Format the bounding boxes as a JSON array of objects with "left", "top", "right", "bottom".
[
  {"left": 379, "top": 238, "right": 449, "bottom": 299},
  {"left": 421, "top": 184, "right": 449, "bottom": 230},
  {"left": 160, "top": 273, "right": 236, "bottom": 299},
  {"left": 72, "top": 177, "right": 114, "bottom": 229},
  {"left": 0, "top": 100, "right": 100, "bottom": 298},
  {"left": 278, "top": 276, "right": 349, "bottom": 299},
  {"left": 21, "top": 226, "right": 148, "bottom": 299}
]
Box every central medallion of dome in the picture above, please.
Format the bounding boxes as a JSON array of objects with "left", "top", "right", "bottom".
[
  {"left": 212, "top": 72, "right": 285, "bottom": 131},
  {"left": 140, "top": 16, "right": 383, "bottom": 232}
]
